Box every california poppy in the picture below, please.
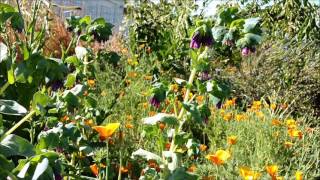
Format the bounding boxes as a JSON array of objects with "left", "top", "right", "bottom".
[
  {"left": 239, "top": 166, "right": 261, "bottom": 180},
  {"left": 206, "top": 150, "right": 231, "bottom": 165},
  {"left": 93, "top": 123, "right": 120, "bottom": 141}
]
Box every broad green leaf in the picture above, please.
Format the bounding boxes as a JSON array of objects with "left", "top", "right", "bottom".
[
  {"left": 32, "top": 158, "right": 49, "bottom": 180},
  {"left": 182, "top": 103, "right": 202, "bottom": 123},
  {"left": 0, "top": 99, "right": 27, "bottom": 115},
  {"left": 0, "top": 134, "right": 35, "bottom": 157},
  {"left": 80, "top": 15, "right": 91, "bottom": 25}
]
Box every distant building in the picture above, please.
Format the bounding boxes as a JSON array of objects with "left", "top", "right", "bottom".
[{"left": 53, "top": 0, "right": 124, "bottom": 28}]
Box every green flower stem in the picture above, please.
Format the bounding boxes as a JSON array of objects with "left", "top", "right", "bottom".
[
  {"left": 0, "top": 81, "right": 10, "bottom": 96},
  {"left": 83, "top": 56, "right": 88, "bottom": 75},
  {"left": 118, "top": 149, "right": 122, "bottom": 180},
  {"left": 106, "top": 140, "right": 109, "bottom": 180},
  {"left": 3, "top": 110, "right": 36, "bottom": 137},
  {"left": 169, "top": 68, "right": 197, "bottom": 152}
]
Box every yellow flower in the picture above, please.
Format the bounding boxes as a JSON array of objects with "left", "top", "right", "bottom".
[
  {"left": 223, "top": 98, "right": 236, "bottom": 108},
  {"left": 87, "top": 79, "right": 95, "bottom": 87},
  {"left": 127, "top": 71, "right": 137, "bottom": 78},
  {"left": 235, "top": 113, "right": 246, "bottom": 121},
  {"left": 93, "top": 123, "right": 120, "bottom": 141},
  {"left": 251, "top": 101, "right": 262, "bottom": 111},
  {"left": 227, "top": 136, "right": 238, "bottom": 145},
  {"left": 255, "top": 111, "right": 264, "bottom": 119},
  {"left": 266, "top": 165, "right": 278, "bottom": 178},
  {"left": 284, "top": 141, "right": 294, "bottom": 148},
  {"left": 288, "top": 129, "right": 303, "bottom": 139},
  {"left": 101, "top": 90, "right": 107, "bottom": 97},
  {"left": 84, "top": 119, "right": 94, "bottom": 126},
  {"left": 270, "top": 103, "right": 277, "bottom": 110},
  {"left": 170, "top": 84, "right": 179, "bottom": 93},
  {"left": 206, "top": 150, "right": 231, "bottom": 165},
  {"left": 199, "top": 144, "right": 208, "bottom": 152},
  {"left": 196, "top": 95, "right": 205, "bottom": 104},
  {"left": 272, "top": 119, "right": 282, "bottom": 126},
  {"left": 126, "top": 115, "right": 133, "bottom": 121},
  {"left": 239, "top": 166, "right": 261, "bottom": 180},
  {"left": 144, "top": 75, "right": 153, "bottom": 81},
  {"left": 276, "top": 176, "right": 284, "bottom": 180},
  {"left": 286, "top": 119, "right": 297, "bottom": 129},
  {"left": 223, "top": 113, "right": 233, "bottom": 121},
  {"left": 295, "top": 171, "right": 303, "bottom": 180}
]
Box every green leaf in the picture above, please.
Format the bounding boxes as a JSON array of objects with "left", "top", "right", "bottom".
[
  {"left": 32, "top": 92, "right": 51, "bottom": 115},
  {"left": 0, "top": 99, "right": 27, "bottom": 116},
  {"left": 65, "top": 56, "right": 79, "bottom": 66},
  {"left": 211, "top": 26, "right": 228, "bottom": 42},
  {"left": 0, "top": 134, "right": 35, "bottom": 157},
  {"left": 182, "top": 103, "right": 202, "bottom": 123},
  {"left": 7, "top": 67, "right": 15, "bottom": 84},
  {"left": 64, "top": 73, "right": 76, "bottom": 88},
  {"left": 80, "top": 15, "right": 91, "bottom": 25}
]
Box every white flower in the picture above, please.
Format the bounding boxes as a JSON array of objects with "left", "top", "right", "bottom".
[
  {"left": 75, "top": 46, "right": 87, "bottom": 60},
  {"left": 131, "top": 148, "right": 162, "bottom": 161},
  {"left": 0, "top": 42, "right": 8, "bottom": 62}
]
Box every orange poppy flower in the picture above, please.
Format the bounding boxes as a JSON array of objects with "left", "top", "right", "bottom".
[
  {"left": 235, "top": 114, "right": 246, "bottom": 121},
  {"left": 90, "top": 164, "right": 99, "bottom": 176},
  {"left": 144, "top": 75, "right": 153, "bottom": 81},
  {"left": 93, "top": 123, "right": 120, "bottom": 141},
  {"left": 266, "top": 165, "right": 278, "bottom": 178},
  {"left": 159, "top": 122, "right": 166, "bottom": 130},
  {"left": 206, "top": 150, "right": 231, "bottom": 165},
  {"left": 120, "top": 166, "right": 129, "bottom": 173},
  {"left": 90, "top": 164, "right": 106, "bottom": 176},
  {"left": 239, "top": 166, "right": 261, "bottom": 180},
  {"left": 270, "top": 104, "right": 277, "bottom": 111},
  {"left": 227, "top": 136, "right": 238, "bottom": 145}
]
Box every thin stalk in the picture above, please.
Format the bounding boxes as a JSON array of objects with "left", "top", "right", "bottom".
[
  {"left": 3, "top": 110, "right": 36, "bottom": 137},
  {"left": 169, "top": 68, "right": 197, "bottom": 152},
  {"left": 117, "top": 150, "right": 122, "bottom": 180},
  {"left": 105, "top": 141, "right": 109, "bottom": 180},
  {"left": 0, "top": 81, "right": 10, "bottom": 96}
]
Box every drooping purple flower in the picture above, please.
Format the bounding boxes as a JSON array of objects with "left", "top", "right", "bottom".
[
  {"left": 241, "top": 47, "right": 250, "bottom": 56},
  {"left": 199, "top": 71, "right": 212, "bottom": 81},
  {"left": 190, "top": 30, "right": 214, "bottom": 49},
  {"left": 190, "top": 31, "right": 201, "bottom": 49},
  {"left": 54, "top": 173, "right": 63, "bottom": 180},
  {"left": 51, "top": 80, "right": 64, "bottom": 91},
  {"left": 149, "top": 96, "right": 161, "bottom": 108},
  {"left": 216, "top": 101, "right": 222, "bottom": 109}
]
